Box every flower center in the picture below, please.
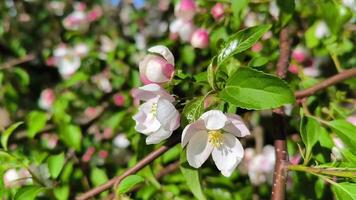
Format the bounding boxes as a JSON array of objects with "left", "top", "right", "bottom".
[
  {"left": 150, "top": 103, "right": 158, "bottom": 116},
  {"left": 208, "top": 130, "right": 224, "bottom": 148}
]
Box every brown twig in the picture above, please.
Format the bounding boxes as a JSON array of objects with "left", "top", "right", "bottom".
[
  {"left": 156, "top": 160, "right": 180, "bottom": 180},
  {"left": 75, "top": 133, "right": 181, "bottom": 200},
  {"left": 104, "top": 160, "right": 181, "bottom": 200},
  {"left": 0, "top": 54, "right": 35, "bottom": 69},
  {"left": 271, "top": 27, "right": 291, "bottom": 200},
  {"left": 295, "top": 68, "right": 356, "bottom": 99}
]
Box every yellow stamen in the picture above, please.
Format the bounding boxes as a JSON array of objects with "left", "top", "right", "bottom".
[
  {"left": 150, "top": 103, "right": 158, "bottom": 116},
  {"left": 208, "top": 130, "right": 224, "bottom": 148}
]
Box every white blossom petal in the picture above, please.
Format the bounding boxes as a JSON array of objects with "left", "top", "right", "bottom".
[
  {"left": 146, "top": 127, "right": 172, "bottom": 144},
  {"left": 212, "top": 133, "right": 244, "bottom": 177},
  {"left": 156, "top": 98, "right": 179, "bottom": 128},
  {"left": 187, "top": 131, "right": 213, "bottom": 168},
  {"left": 200, "top": 110, "right": 227, "bottom": 130},
  {"left": 181, "top": 119, "right": 206, "bottom": 147},
  {"left": 223, "top": 114, "right": 250, "bottom": 137},
  {"left": 134, "top": 83, "right": 175, "bottom": 102},
  {"left": 148, "top": 45, "right": 175, "bottom": 65}
]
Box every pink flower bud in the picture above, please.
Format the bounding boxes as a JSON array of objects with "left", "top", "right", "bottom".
[
  {"left": 288, "top": 64, "right": 299, "bottom": 74},
  {"left": 98, "top": 150, "right": 109, "bottom": 159},
  {"left": 175, "top": 0, "right": 197, "bottom": 21},
  {"left": 87, "top": 6, "right": 102, "bottom": 22},
  {"left": 139, "top": 45, "right": 175, "bottom": 84},
  {"left": 82, "top": 147, "right": 95, "bottom": 162},
  {"left": 85, "top": 107, "right": 97, "bottom": 118},
  {"left": 113, "top": 93, "right": 125, "bottom": 106},
  {"left": 190, "top": 29, "right": 209, "bottom": 49},
  {"left": 38, "top": 89, "right": 55, "bottom": 110},
  {"left": 251, "top": 42, "right": 263, "bottom": 52},
  {"left": 292, "top": 47, "right": 308, "bottom": 63},
  {"left": 211, "top": 3, "right": 224, "bottom": 21}
]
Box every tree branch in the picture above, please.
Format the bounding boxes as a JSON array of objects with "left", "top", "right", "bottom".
[
  {"left": 0, "top": 54, "right": 35, "bottom": 69},
  {"left": 75, "top": 133, "right": 181, "bottom": 200},
  {"left": 295, "top": 68, "right": 356, "bottom": 99},
  {"left": 271, "top": 27, "right": 291, "bottom": 200}
]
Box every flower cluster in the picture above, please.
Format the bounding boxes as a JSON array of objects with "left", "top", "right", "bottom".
[
  {"left": 169, "top": 0, "right": 210, "bottom": 49},
  {"left": 48, "top": 43, "right": 89, "bottom": 78},
  {"left": 133, "top": 45, "right": 250, "bottom": 176},
  {"left": 62, "top": 2, "right": 102, "bottom": 31}
]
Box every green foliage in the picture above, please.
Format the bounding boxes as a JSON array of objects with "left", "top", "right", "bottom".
[
  {"left": 117, "top": 175, "right": 145, "bottom": 194},
  {"left": 26, "top": 111, "right": 47, "bottom": 138},
  {"left": 332, "top": 182, "right": 356, "bottom": 200},
  {"left": 1, "top": 122, "right": 23, "bottom": 151},
  {"left": 220, "top": 68, "right": 295, "bottom": 109},
  {"left": 47, "top": 152, "right": 65, "bottom": 178},
  {"left": 217, "top": 25, "right": 271, "bottom": 66},
  {"left": 14, "top": 185, "right": 46, "bottom": 200}
]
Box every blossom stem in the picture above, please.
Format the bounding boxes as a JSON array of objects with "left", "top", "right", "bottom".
[
  {"left": 288, "top": 165, "right": 356, "bottom": 178},
  {"left": 75, "top": 133, "right": 181, "bottom": 200}
]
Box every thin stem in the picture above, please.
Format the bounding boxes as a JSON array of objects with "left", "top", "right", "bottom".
[
  {"left": 295, "top": 68, "right": 356, "bottom": 99},
  {"left": 76, "top": 133, "right": 181, "bottom": 200},
  {"left": 288, "top": 165, "right": 356, "bottom": 178}
]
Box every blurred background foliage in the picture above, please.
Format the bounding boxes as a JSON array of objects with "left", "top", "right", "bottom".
[{"left": 0, "top": 0, "right": 355, "bottom": 199}]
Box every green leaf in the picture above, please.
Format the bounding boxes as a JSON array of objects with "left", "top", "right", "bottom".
[
  {"left": 26, "top": 111, "right": 47, "bottom": 138},
  {"left": 59, "top": 124, "right": 82, "bottom": 151},
  {"left": 182, "top": 97, "right": 205, "bottom": 123},
  {"left": 180, "top": 155, "right": 206, "bottom": 200},
  {"left": 181, "top": 45, "right": 196, "bottom": 65},
  {"left": 47, "top": 152, "right": 65, "bottom": 178},
  {"left": 90, "top": 167, "right": 109, "bottom": 187},
  {"left": 332, "top": 182, "right": 356, "bottom": 200},
  {"left": 54, "top": 185, "right": 69, "bottom": 200},
  {"left": 305, "top": 22, "right": 319, "bottom": 48},
  {"left": 14, "top": 68, "right": 30, "bottom": 87},
  {"left": 248, "top": 57, "right": 269, "bottom": 67},
  {"left": 1, "top": 122, "right": 23, "bottom": 151},
  {"left": 327, "top": 120, "right": 356, "bottom": 152},
  {"left": 300, "top": 115, "right": 320, "bottom": 163},
  {"left": 220, "top": 67, "right": 295, "bottom": 110},
  {"left": 217, "top": 25, "right": 271, "bottom": 66},
  {"left": 14, "top": 185, "right": 45, "bottom": 200},
  {"left": 277, "top": 0, "right": 295, "bottom": 14},
  {"left": 117, "top": 175, "right": 145, "bottom": 194}
]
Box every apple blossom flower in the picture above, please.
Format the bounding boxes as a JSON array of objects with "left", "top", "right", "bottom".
[
  {"left": 48, "top": 1, "right": 65, "bottom": 16},
  {"left": 139, "top": 45, "right": 175, "bottom": 84},
  {"left": 331, "top": 136, "right": 345, "bottom": 161},
  {"left": 82, "top": 147, "right": 96, "bottom": 162},
  {"left": 113, "top": 134, "right": 131, "bottom": 148},
  {"left": 303, "top": 66, "right": 320, "bottom": 77},
  {"left": 98, "top": 150, "right": 109, "bottom": 159},
  {"left": 53, "top": 44, "right": 81, "bottom": 78},
  {"left": 74, "top": 43, "right": 89, "bottom": 57},
  {"left": 87, "top": 6, "right": 102, "bottom": 22},
  {"left": 133, "top": 95, "right": 180, "bottom": 144},
  {"left": 269, "top": 0, "right": 280, "bottom": 20},
  {"left": 132, "top": 83, "right": 175, "bottom": 103},
  {"left": 182, "top": 110, "right": 250, "bottom": 177},
  {"left": 245, "top": 145, "right": 275, "bottom": 185},
  {"left": 41, "top": 133, "right": 59, "bottom": 149},
  {"left": 211, "top": 3, "right": 224, "bottom": 21},
  {"left": 175, "top": 0, "right": 197, "bottom": 21},
  {"left": 169, "top": 18, "right": 195, "bottom": 42},
  {"left": 190, "top": 29, "right": 209, "bottom": 49},
  {"left": 315, "top": 21, "right": 330, "bottom": 39},
  {"left": 3, "top": 168, "right": 31, "bottom": 188},
  {"left": 38, "top": 88, "right": 55, "bottom": 110},
  {"left": 62, "top": 9, "right": 88, "bottom": 31},
  {"left": 135, "top": 33, "right": 147, "bottom": 50}
]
